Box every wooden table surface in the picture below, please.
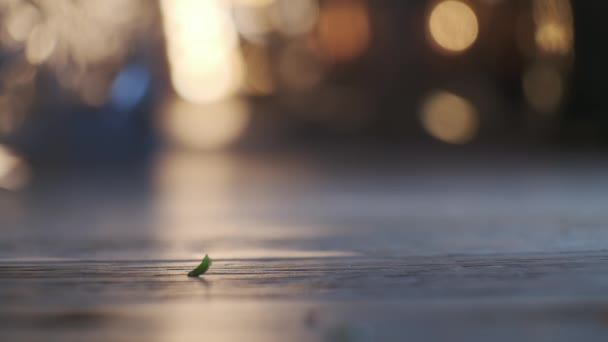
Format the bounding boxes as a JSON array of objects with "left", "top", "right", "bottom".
[{"left": 2, "top": 150, "right": 608, "bottom": 341}]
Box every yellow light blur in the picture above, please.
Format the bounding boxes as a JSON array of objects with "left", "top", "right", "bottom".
[
  {"left": 420, "top": 91, "right": 479, "bottom": 144},
  {"left": 535, "top": 23, "right": 570, "bottom": 54},
  {"left": 232, "top": 0, "right": 276, "bottom": 44},
  {"left": 316, "top": 0, "right": 371, "bottom": 62},
  {"left": 428, "top": 0, "right": 479, "bottom": 53},
  {"left": 160, "top": 97, "right": 250, "bottom": 150},
  {"left": 523, "top": 64, "right": 563, "bottom": 113},
  {"left": 0, "top": 145, "right": 30, "bottom": 191},
  {"left": 533, "top": 0, "right": 573, "bottom": 55},
  {"left": 161, "top": 0, "right": 244, "bottom": 104}
]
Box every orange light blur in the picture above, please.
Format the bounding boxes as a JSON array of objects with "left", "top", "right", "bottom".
[{"left": 316, "top": 0, "right": 371, "bottom": 62}]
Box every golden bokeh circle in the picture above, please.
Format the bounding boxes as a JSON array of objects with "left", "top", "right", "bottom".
[{"left": 428, "top": 1, "right": 479, "bottom": 53}]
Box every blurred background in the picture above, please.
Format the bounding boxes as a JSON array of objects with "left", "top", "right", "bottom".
[
  {"left": 0, "top": 0, "right": 604, "bottom": 203},
  {"left": 5, "top": 2, "right": 608, "bottom": 339}
]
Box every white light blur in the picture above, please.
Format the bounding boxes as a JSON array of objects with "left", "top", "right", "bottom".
[{"left": 161, "top": 0, "right": 244, "bottom": 104}]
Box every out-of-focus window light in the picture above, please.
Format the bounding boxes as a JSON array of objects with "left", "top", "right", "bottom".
[
  {"left": 533, "top": 0, "right": 573, "bottom": 55},
  {"left": 316, "top": 0, "right": 371, "bottom": 62},
  {"left": 523, "top": 64, "right": 563, "bottom": 114},
  {"left": 420, "top": 91, "right": 479, "bottom": 144},
  {"left": 0, "top": 145, "right": 30, "bottom": 191},
  {"left": 160, "top": 98, "right": 250, "bottom": 151},
  {"left": 428, "top": 0, "right": 479, "bottom": 54},
  {"left": 161, "top": 0, "right": 244, "bottom": 104}
]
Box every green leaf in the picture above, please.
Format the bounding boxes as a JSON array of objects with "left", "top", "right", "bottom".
[{"left": 187, "top": 254, "right": 212, "bottom": 277}]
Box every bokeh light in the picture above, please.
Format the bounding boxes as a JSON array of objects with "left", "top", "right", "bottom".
[
  {"left": 271, "top": 0, "right": 319, "bottom": 37},
  {"left": 523, "top": 64, "right": 563, "bottom": 114},
  {"left": 110, "top": 64, "right": 151, "bottom": 112},
  {"left": 316, "top": 0, "right": 371, "bottom": 62},
  {"left": 4, "top": 2, "right": 39, "bottom": 43},
  {"left": 428, "top": 0, "right": 479, "bottom": 53},
  {"left": 25, "top": 23, "right": 56, "bottom": 65},
  {"left": 0, "top": 0, "right": 151, "bottom": 111},
  {"left": 161, "top": 0, "right": 244, "bottom": 104},
  {"left": 533, "top": 0, "right": 573, "bottom": 55},
  {"left": 420, "top": 91, "right": 479, "bottom": 144},
  {"left": 4, "top": 1, "right": 146, "bottom": 68},
  {"left": 160, "top": 97, "right": 250, "bottom": 151},
  {"left": 232, "top": 0, "right": 319, "bottom": 44},
  {"left": 0, "top": 145, "right": 30, "bottom": 191}
]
